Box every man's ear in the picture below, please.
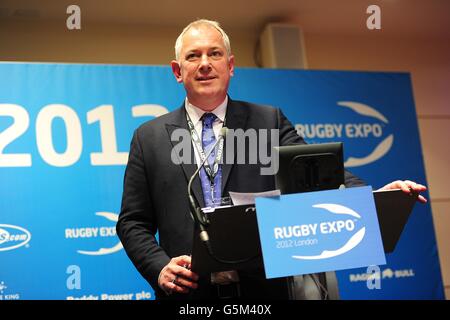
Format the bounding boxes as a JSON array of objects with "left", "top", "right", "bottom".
[
  {"left": 228, "top": 55, "right": 235, "bottom": 77},
  {"left": 171, "top": 60, "right": 183, "bottom": 83}
]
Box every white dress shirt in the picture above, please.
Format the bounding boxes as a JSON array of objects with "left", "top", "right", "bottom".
[{"left": 184, "top": 96, "right": 227, "bottom": 169}]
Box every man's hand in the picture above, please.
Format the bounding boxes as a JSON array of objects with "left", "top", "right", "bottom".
[
  {"left": 158, "top": 255, "right": 199, "bottom": 295},
  {"left": 378, "top": 180, "right": 427, "bottom": 203}
]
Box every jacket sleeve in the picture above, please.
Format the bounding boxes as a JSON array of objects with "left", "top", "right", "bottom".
[
  {"left": 116, "top": 129, "right": 170, "bottom": 291},
  {"left": 276, "top": 108, "right": 366, "bottom": 188}
]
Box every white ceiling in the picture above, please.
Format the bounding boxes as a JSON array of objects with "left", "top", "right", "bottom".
[{"left": 1, "top": 0, "right": 449, "bottom": 37}]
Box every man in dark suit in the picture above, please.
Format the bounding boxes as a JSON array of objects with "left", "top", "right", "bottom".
[{"left": 116, "top": 19, "right": 427, "bottom": 300}]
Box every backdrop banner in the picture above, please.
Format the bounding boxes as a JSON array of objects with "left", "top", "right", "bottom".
[{"left": 0, "top": 62, "right": 444, "bottom": 300}]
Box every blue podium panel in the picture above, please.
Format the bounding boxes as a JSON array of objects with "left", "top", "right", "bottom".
[{"left": 255, "top": 187, "right": 386, "bottom": 279}]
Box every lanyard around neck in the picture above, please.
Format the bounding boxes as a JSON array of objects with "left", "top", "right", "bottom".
[{"left": 185, "top": 112, "right": 224, "bottom": 183}]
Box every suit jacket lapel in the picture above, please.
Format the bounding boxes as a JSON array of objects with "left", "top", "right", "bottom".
[
  {"left": 221, "top": 98, "right": 249, "bottom": 194},
  {"left": 165, "top": 106, "right": 205, "bottom": 208}
]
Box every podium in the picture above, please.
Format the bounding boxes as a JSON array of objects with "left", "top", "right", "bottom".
[{"left": 191, "top": 188, "right": 418, "bottom": 300}]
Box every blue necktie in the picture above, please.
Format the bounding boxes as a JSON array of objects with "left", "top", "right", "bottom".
[{"left": 199, "top": 113, "right": 222, "bottom": 208}]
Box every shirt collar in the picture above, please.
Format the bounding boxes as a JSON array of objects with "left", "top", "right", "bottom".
[{"left": 185, "top": 96, "right": 228, "bottom": 126}]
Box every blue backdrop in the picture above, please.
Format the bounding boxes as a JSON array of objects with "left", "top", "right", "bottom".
[{"left": 0, "top": 62, "right": 444, "bottom": 300}]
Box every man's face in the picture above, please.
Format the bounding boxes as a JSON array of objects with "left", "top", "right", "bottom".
[{"left": 171, "top": 26, "right": 234, "bottom": 110}]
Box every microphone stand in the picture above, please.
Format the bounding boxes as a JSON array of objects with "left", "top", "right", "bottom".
[
  {"left": 188, "top": 127, "right": 260, "bottom": 265},
  {"left": 187, "top": 127, "right": 228, "bottom": 246}
]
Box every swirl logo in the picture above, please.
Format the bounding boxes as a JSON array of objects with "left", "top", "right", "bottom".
[
  {"left": 64, "top": 212, "right": 122, "bottom": 256},
  {"left": 0, "top": 224, "right": 31, "bottom": 252},
  {"left": 296, "top": 101, "right": 393, "bottom": 167},
  {"left": 76, "top": 212, "right": 123, "bottom": 256},
  {"left": 338, "top": 101, "right": 393, "bottom": 167},
  {"left": 292, "top": 204, "right": 365, "bottom": 260}
]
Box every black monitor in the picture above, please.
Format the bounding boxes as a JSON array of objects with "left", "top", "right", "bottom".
[
  {"left": 274, "top": 142, "right": 344, "bottom": 194},
  {"left": 273, "top": 142, "right": 345, "bottom": 299}
]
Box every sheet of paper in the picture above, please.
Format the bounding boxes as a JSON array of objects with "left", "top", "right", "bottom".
[{"left": 229, "top": 190, "right": 281, "bottom": 206}]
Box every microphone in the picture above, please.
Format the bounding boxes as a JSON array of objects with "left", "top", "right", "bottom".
[{"left": 188, "top": 127, "right": 228, "bottom": 245}]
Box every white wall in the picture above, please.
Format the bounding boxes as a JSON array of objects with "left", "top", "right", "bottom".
[{"left": 0, "top": 20, "right": 257, "bottom": 66}]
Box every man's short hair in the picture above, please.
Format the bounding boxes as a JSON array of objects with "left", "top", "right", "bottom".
[{"left": 174, "top": 19, "right": 232, "bottom": 61}]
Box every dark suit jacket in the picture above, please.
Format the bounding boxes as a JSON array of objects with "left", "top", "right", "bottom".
[{"left": 117, "top": 98, "right": 365, "bottom": 300}]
